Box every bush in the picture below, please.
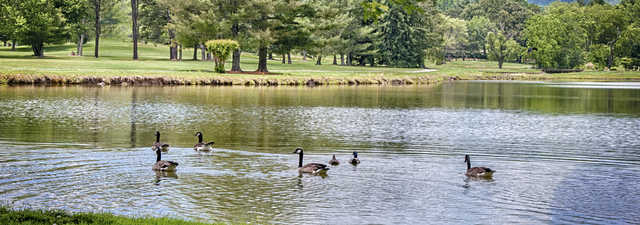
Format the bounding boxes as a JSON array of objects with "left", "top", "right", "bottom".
[
  {"left": 588, "top": 44, "right": 610, "bottom": 70},
  {"left": 620, "top": 57, "right": 640, "bottom": 71},
  {"left": 205, "top": 40, "right": 240, "bottom": 73}
]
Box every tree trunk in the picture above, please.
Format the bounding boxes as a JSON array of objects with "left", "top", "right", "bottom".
[
  {"left": 193, "top": 44, "right": 198, "bottom": 60},
  {"left": 287, "top": 51, "right": 291, "bottom": 64},
  {"left": 316, "top": 55, "right": 322, "bottom": 65},
  {"left": 207, "top": 52, "right": 211, "bottom": 61},
  {"left": 370, "top": 56, "right": 375, "bottom": 67},
  {"left": 333, "top": 55, "right": 337, "bottom": 65},
  {"left": 340, "top": 54, "right": 344, "bottom": 65},
  {"left": 179, "top": 44, "right": 183, "bottom": 60},
  {"left": 257, "top": 46, "right": 268, "bottom": 72},
  {"left": 498, "top": 57, "right": 504, "bottom": 69},
  {"left": 200, "top": 44, "right": 206, "bottom": 61},
  {"left": 607, "top": 44, "right": 614, "bottom": 69},
  {"left": 31, "top": 42, "right": 44, "bottom": 58},
  {"left": 268, "top": 51, "right": 273, "bottom": 60},
  {"left": 12, "top": 39, "right": 16, "bottom": 51},
  {"left": 167, "top": 9, "right": 176, "bottom": 60},
  {"left": 231, "top": 49, "right": 242, "bottom": 72},
  {"left": 94, "top": 0, "right": 101, "bottom": 58},
  {"left": 131, "top": 0, "right": 139, "bottom": 60},
  {"left": 482, "top": 45, "right": 486, "bottom": 58},
  {"left": 303, "top": 50, "right": 307, "bottom": 61},
  {"left": 77, "top": 33, "right": 84, "bottom": 56},
  {"left": 230, "top": 22, "right": 242, "bottom": 72},
  {"left": 347, "top": 53, "right": 352, "bottom": 66},
  {"left": 282, "top": 53, "right": 285, "bottom": 64}
]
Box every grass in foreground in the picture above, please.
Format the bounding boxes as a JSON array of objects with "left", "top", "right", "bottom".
[
  {"left": 0, "top": 40, "right": 639, "bottom": 85},
  {"left": 0, "top": 207, "right": 222, "bottom": 225}
]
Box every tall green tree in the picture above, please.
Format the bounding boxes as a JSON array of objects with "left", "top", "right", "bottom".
[
  {"left": 466, "top": 16, "right": 495, "bottom": 58},
  {"left": 4, "top": 0, "right": 70, "bottom": 57},
  {"left": 246, "top": 0, "right": 281, "bottom": 72},
  {"left": 585, "top": 4, "right": 632, "bottom": 68},
  {"left": 378, "top": 0, "right": 434, "bottom": 67},
  {"left": 524, "top": 2, "right": 586, "bottom": 69},
  {"left": 485, "top": 32, "right": 521, "bottom": 68}
]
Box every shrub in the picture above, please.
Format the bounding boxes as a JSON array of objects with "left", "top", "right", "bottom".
[{"left": 205, "top": 40, "right": 240, "bottom": 73}]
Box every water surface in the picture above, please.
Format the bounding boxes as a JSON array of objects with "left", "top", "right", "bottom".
[{"left": 1, "top": 81, "right": 639, "bottom": 224}]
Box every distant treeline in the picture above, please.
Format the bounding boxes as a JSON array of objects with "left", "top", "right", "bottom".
[{"left": 0, "top": 0, "right": 638, "bottom": 71}]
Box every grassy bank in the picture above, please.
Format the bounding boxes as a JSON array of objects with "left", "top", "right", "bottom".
[
  {"left": 1, "top": 40, "right": 639, "bottom": 86},
  {"left": 0, "top": 207, "right": 222, "bottom": 225}
]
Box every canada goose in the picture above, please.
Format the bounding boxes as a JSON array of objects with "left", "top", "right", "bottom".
[
  {"left": 464, "top": 154, "right": 494, "bottom": 177},
  {"left": 152, "top": 131, "right": 170, "bottom": 152},
  {"left": 293, "top": 147, "right": 329, "bottom": 174},
  {"left": 152, "top": 148, "right": 179, "bottom": 171},
  {"left": 350, "top": 151, "right": 360, "bottom": 165},
  {"left": 193, "top": 132, "right": 215, "bottom": 151},
  {"left": 328, "top": 154, "right": 340, "bottom": 166}
]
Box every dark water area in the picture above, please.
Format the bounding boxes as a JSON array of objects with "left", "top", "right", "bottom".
[{"left": 1, "top": 81, "right": 639, "bottom": 224}]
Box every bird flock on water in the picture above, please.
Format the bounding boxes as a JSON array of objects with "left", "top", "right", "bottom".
[{"left": 152, "top": 131, "right": 494, "bottom": 178}]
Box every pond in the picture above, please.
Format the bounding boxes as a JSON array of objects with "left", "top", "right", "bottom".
[{"left": 1, "top": 81, "right": 639, "bottom": 224}]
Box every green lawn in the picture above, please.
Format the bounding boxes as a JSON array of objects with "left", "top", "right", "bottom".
[
  {"left": 0, "top": 207, "right": 223, "bottom": 225},
  {"left": 1, "top": 39, "right": 639, "bottom": 85}
]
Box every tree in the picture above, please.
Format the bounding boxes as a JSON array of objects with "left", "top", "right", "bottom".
[
  {"left": 378, "top": 0, "right": 435, "bottom": 67},
  {"left": 131, "top": 0, "right": 139, "bottom": 60},
  {"left": 5, "top": 0, "right": 70, "bottom": 57},
  {"left": 466, "top": 16, "right": 495, "bottom": 58},
  {"left": 462, "top": 0, "right": 539, "bottom": 42},
  {"left": 245, "top": 0, "right": 281, "bottom": 72},
  {"left": 585, "top": 4, "right": 632, "bottom": 68},
  {"left": 93, "top": 0, "right": 101, "bottom": 58},
  {"left": 63, "top": 0, "right": 91, "bottom": 56},
  {"left": 431, "top": 15, "right": 467, "bottom": 64},
  {"left": 0, "top": 0, "right": 19, "bottom": 51},
  {"left": 486, "top": 32, "right": 521, "bottom": 68},
  {"left": 205, "top": 39, "right": 239, "bottom": 73},
  {"left": 523, "top": 3, "right": 586, "bottom": 69}
]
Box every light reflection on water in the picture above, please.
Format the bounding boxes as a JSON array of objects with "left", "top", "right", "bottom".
[{"left": 1, "top": 82, "right": 639, "bottom": 224}]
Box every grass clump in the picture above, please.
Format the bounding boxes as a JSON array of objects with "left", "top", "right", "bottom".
[{"left": 0, "top": 207, "right": 222, "bottom": 225}]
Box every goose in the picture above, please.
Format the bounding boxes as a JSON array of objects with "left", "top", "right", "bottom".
[
  {"left": 152, "top": 131, "right": 170, "bottom": 152},
  {"left": 328, "top": 154, "right": 340, "bottom": 166},
  {"left": 349, "top": 151, "right": 360, "bottom": 165},
  {"left": 464, "top": 154, "right": 495, "bottom": 177},
  {"left": 193, "top": 132, "right": 215, "bottom": 151},
  {"left": 152, "top": 148, "right": 179, "bottom": 171},
  {"left": 293, "top": 147, "right": 329, "bottom": 175}
]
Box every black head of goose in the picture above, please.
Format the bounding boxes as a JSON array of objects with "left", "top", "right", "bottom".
[
  {"left": 328, "top": 154, "right": 340, "bottom": 166},
  {"left": 464, "top": 154, "right": 494, "bottom": 177},
  {"left": 152, "top": 148, "right": 178, "bottom": 171},
  {"left": 349, "top": 151, "right": 360, "bottom": 165},
  {"left": 293, "top": 147, "right": 329, "bottom": 175},
  {"left": 194, "top": 131, "right": 215, "bottom": 151},
  {"left": 152, "top": 131, "right": 170, "bottom": 152}
]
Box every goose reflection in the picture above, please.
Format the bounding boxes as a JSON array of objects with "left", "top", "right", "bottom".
[{"left": 154, "top": 171, "right": 178, "bottom": 185}]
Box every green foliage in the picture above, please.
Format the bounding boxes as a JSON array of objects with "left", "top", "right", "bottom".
[
  {"left": 139, "top": 0, "right": 169, "bottom": 44},
  {"left": 3, "top": 0, "right": 72, "bottom": 57},
  {"left": 524, "top": 3, "right": 586, "bottom": 69},
  {"left": 486, "top": 32, "right": 520, "bottom": 68},
  {"left": 462, "top": 0, "right": 539, "bottom": 41},
  {"left": 205, "top": 39, "right": 239, "bottom": 73},
  {"left": 378, "top": 1, "right": 434, "bottom": 67},
  {"left": 466, "top": 16, "right": 496, "bottom": 58},
  {"left": 588, "top": 44, "right": 610, "bottom": 70}
]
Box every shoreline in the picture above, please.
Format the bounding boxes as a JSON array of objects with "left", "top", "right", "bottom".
[
  {"left": 0, "top": 206, "right": 220, "bottom": 225},
  {"left": 2, "top": 72, "right": 640, "bottom": 87}
]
